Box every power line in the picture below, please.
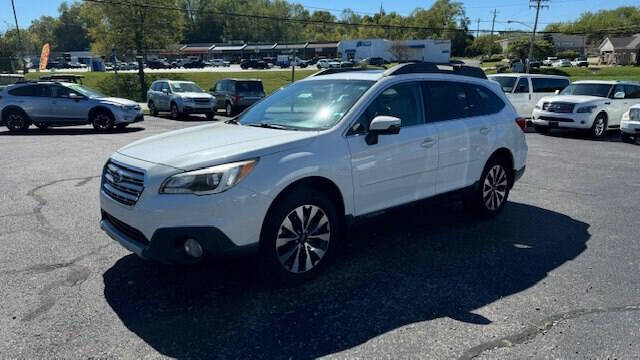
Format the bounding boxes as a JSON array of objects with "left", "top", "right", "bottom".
[{"left": 80, "top": 0, "right": 640, "bottom": 37}]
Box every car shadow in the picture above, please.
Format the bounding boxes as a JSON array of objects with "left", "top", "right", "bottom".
[
  {"left": 103, "top": 201, "right": 589, "bottom": 359},
  {"left": 0, "top": 127, "right": 145, "bottom": 136},
  {"left": 156, "top": 114, "right": 218, "bottom": 122},
  {"left": 539, "top": 129, "right": 622, "bottom": 142}
]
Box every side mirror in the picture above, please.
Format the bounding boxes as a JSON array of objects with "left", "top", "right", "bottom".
[
  {"left": 69, "top": 93, "right": 84, "bottom": 100},
  {"left": 554, "top": 90, "right": 560, "bottom": 95},
  {"left": 366, "top": 116, "right": 401, "bottom": 145},
  {"left": 162, "top": 89, "right": 169, "bottom": 94},
  {"left": 614, "top": 91, "right": 625, "bottom": 99}
]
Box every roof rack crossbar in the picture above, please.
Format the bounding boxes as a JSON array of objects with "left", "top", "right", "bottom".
[
  {"left": 311, "top": 66, "right": 386, "bottom": 77},
  {"left": 384, "top": 62, "right": 487, "bottom": 79}
]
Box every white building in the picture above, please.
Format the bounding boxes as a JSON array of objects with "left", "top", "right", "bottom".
[{"left": 337, "top": 38, "right": 451, "bottom": 63}]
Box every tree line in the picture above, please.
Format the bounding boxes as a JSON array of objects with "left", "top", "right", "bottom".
[{"left": 1, "top": 0, "right": 639, "bottom": 68}]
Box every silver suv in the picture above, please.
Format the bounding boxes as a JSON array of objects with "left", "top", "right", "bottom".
[
  {"left": 147, "top": 80, "right": 216, "bottom": 120},
  {"left": 1, "top": 81, "right": 143, "bottom": 132}
]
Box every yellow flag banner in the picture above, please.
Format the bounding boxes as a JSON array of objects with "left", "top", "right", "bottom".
[{"left": 39, "top": 44, "right": 50, "bottom": 72}]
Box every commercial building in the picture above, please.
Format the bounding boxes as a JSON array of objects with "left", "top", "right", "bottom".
[
  {"left": 337, "top": 38, "right": 451, "bottom": 63},
  {"left": 177, "top": 41, "right": 338, "bottom": 62}
]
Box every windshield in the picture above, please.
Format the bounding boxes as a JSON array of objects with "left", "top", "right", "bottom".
[
  {"left": 560, "top": 83, "right": 612, "bottom": 97},
  {"left": 68, "top": 84, "right": 105, "bottom": 98},
  {"left": 237, "top": 79, "right": 374, "bottom": 130},
  {"left": 170, "top": 82, "right": 203, "bottom": 93},
  {"left": 490, "top": 76, "right": 518, "bottom": 93}
]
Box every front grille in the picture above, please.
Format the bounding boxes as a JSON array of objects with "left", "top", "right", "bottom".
[
  {"left": 102, "top": 160, "right": 145, "bottom": 206},
  {"left": 102, "top": 210, "right": 149, "bottom": 245},
  {"left": 194, "top": 98, "right": 210, "bottom": 104},
  {"left": 543, "top": 102, "right": 575, "bottom": 113},
  {"left": 539, "top": 116, "right": 574, "bottom": 122}
]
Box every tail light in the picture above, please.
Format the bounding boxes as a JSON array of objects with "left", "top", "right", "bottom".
[
  {"left": 515, "top": 117, "right": 527, "bottom": 132},
  {"left": 234, "top": 95, "right": 241, "bottom": 103}
]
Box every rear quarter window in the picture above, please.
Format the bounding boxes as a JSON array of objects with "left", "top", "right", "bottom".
[
  {"left": 8, "top": 85, "right": 36, "bottom": 97},
  {"left": 532, "top": 78, "right": 570, "bottom": 93}
]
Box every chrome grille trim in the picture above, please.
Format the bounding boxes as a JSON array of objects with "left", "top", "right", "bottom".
[
  {"left": 102, "top": 160, "right": 145, "bottom": 206},
  {"left": 544, "top": 102, "right": 575, "bottom": 113}
]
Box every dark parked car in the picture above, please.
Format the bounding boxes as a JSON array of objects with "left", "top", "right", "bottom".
[
  {"left": 146, "top": 59, "right": 173, "bottom": 69},
  {"left": 240, "top": 59, "right": 267, "bottom": 70},
  {"left": 210, "top": 78, "right": 265, "bottom": 117},
  {"left": 182, "top": 60, "right": 206, "bottom": 69},
  {"left": 364, "top": 57, "right": 385, "bottom": 66},
  {"left": 39, "top": 74, "right": 84, "bottom": 84}
]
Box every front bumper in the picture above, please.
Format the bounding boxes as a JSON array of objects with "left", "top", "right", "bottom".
[
  {"left": 181, "top": 103, "right": 216, "bottom": 115},
  {"left": 531, "top": 109, "right": 594, "bottom": 129},
  {"left": 116, "top": 109, "right": 145, "bottom": 124},
  {"left": 621, "top": 119, "right": 640, "bottom": 134}
]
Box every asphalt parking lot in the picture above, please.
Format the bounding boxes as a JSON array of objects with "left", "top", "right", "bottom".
[{"left": 1, "top": 116, "right": 639, "bottom": 359}]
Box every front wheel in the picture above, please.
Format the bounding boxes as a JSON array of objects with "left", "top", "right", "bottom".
[
  {"left": 260, "top": 188, "right": 341, "bottom": 284},
  {"left": 206, "top": 113, "right": 215, "bottom": 121},
  {"left": 91, "top": 111, "right": 114, "bottom": 131},
  {"left": 591, "top": 114, "right": 607, "bottom": 139},
  {"left": 464, "top": 157, "right": 511, "bottom": 218},
  {"left": 170, "top": 103, "right": 181, "bottom": 120},
  {"left": 621, "top": 132, "right": 635, "bottom": 144},
  {"left": 534, "top": 124, "right": 549, "bottom": 134},
  {"left": 148, "top": 101, "right": 158, "bottom": 116}
]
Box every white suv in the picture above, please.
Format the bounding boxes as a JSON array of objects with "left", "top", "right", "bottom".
[
  {"left": 100, "top": 63, "right": 528, "bottom": 282},
  {"left": 621, "top": 104, "right": 640, "bottom": 143},
  {"left": 532, "top": 80, "right": 640, "bottom": 138}
]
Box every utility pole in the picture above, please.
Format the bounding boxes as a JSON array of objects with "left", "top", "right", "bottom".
[
  {"left": 488, "top": 9, "right": 497, "bottom": 60},
  {"left": 527, "top": 0, "right": 549, "bottom": 73},
  {"left": 10, "top": 0, "right": 26, "bottom": 73},
  {"left": 476, "top": 18, "right": 481, "bottom": 38}
]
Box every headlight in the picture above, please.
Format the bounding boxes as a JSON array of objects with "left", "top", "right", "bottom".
[
  {"left": 630, "top": 109, "right": 640, "bottom": 121},
  {"left": 159, "top": 159, "right": 258, "bottom": 195},
  {"left": 534, "top": 104, "right": 541, "bottom": 110},
  {"left": 577, "top": 105, "right": 597, "bottom": 113}
]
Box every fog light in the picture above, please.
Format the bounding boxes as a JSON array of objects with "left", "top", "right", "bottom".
[
  {"left": 581, "top": 121, "right": 585, "bottom": 124},
  {"left": 184, "top": 238, "right": 203, "bottom": 258}
]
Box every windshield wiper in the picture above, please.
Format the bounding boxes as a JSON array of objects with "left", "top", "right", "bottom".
[
  {"left": 247, "top": 122, "right": 299, "bottom": 130},
  {"left": 225, "top": 118, "right": 239, "bottom": 125}
]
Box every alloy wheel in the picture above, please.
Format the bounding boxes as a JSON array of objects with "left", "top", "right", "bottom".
[
  {"left": 171, "top": 104, "right": 179, "bottom": 119},
  {"left": 275, "top": 205, "right": 331, "bottom": 274},
  {"left": 94, "top": 113, "right": 112, "bottom": 130},
  {"left": 483, "top": 165, "right": 508, "bottom": 211},
  {"left": 594, "top": 117, "right": 605, "bottom": 137},
  {"left": 226, "top": 103, "right": 232, "bottom": 117},
  {"left": 7, "top": 113, "right": 25, "bottom": 130}
]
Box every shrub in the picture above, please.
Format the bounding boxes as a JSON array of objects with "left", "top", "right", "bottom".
[{"left": 96, "top": 73, "right": 186, "bottom": 102}]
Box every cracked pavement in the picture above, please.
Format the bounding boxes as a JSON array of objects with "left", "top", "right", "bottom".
[{"left": 1, "top": 118, "right": 639, "bottom": 359}]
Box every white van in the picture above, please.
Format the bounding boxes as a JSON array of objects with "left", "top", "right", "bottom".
[{"left": 489, "top": 74, "right": 570, "bottom": 118}]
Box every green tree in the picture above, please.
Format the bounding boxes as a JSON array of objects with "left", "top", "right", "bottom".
[{"left": 507, "top": 39, "right": 553, "bottom": 60}]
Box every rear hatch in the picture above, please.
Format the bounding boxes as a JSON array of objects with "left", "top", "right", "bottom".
[{"left": 236, "top": 81, "right": 265, "bottom": 106}]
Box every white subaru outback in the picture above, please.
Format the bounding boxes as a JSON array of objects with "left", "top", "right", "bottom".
[{"left": 100, "top": 63, "right": 528, "bottom": 282}]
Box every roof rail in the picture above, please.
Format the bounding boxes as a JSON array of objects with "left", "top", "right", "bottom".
[
  {"left": 311, "top": 66, "right": 387, "bottom": 77},
  {"left": 383, "top": 62, "right": 487, "bottom": 79}
]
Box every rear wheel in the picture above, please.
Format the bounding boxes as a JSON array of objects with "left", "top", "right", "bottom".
[
  {"left": 91, "top": 111, "right": 114, "bottom": 131},
  {"left": 260, "top": 188, "right": 341, "bottom": 284},
  {"left": 225, "top": 102, "right": 234, "bottom": 117},
  {"left": 591, "top": 114, "right": 607, "bottom": 139},
  {"left": 464, "top": 157, "right": 511, "bottom": 218},
  {"left": 5, "top": 110, "right": 30, "bottom": 132}
]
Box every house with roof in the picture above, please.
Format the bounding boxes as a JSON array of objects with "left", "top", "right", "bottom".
[{"left": 599, "top": 34, "right": 640, "bottom": 65}]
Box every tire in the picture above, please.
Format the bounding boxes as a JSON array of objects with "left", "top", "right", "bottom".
[
  {"left": 591, "top": 113, "right": 607, "bottom": 139},
  {"left": 35, "top": 123, "right": 49, "bottom": 130},
  {"left": 621, "top": 132, "right": 635, "bottom": 144},
  {"left": 206, "top": 113, "right": 215, "bottom": 121},
  {"left": 464, "top": 156, "right": 511, "bottom": 219},
  {"left": 170, "top": 103, "right": 181, "bottom": 120},
  {"left": 91, "top": 110, "right": 114, "bottom": 131},
  {"left": 260, "top": 188, "right": 342, "bottom": 284},
  {"left": 148, "top": 101, "right": 158, "bottom": 116},
  {"left": 225, "top": 102, "right": 234, "bottom": 117},
  {"left": 534, "top": 124, "right": 550, "bottom": 134},
  {"left": 5, "top": 109, "right": 30, "bottom": 132}
]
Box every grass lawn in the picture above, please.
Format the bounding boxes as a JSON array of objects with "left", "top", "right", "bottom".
[{"left": 25, "top": 70, "right": 317, "bottom": 101}]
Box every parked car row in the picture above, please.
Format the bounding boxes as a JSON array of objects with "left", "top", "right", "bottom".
[{"left": 489, "top": 72, "right": 640, "bottom": 142}]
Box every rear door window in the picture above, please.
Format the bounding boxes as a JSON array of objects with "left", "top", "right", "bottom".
[
  {"left": 468, "top": 85, "right": 506, "bottom": 115},
  {"left": 423, "top": 82, "right": 471, "bottom": 122},
  {"left": 532, "top": 78, "right": 570, "bottom": 93},
  {"left": 236, "top": 81, "right": 264, "bottom": 94}
]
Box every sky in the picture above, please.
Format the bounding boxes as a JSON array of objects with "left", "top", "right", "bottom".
[{"left": 1, "top": 0, "right": 638, "bottom": 33}]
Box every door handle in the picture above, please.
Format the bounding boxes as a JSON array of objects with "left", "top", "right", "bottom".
[
  {"left": 421, "top": 138, "right": 436, "bottom": 148},
  {"left": 604, "top": 102, "right": 611, "bottom": 105},
  {"left": 480, "top": 126, "right": 491, "bottom": 135}
]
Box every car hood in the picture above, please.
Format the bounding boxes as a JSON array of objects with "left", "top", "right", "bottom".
[
  {"left": 99, "top": 97, "right": 139, "bottom": 106},
  {"left": 174, "top": 92, "right": 213, "bottom": 99},
  {"left": 540, "top": 95, "right": 605, "bottom": 104},
  {"left": 117, "top": 123, "right": 318, "bottom": 170}
]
